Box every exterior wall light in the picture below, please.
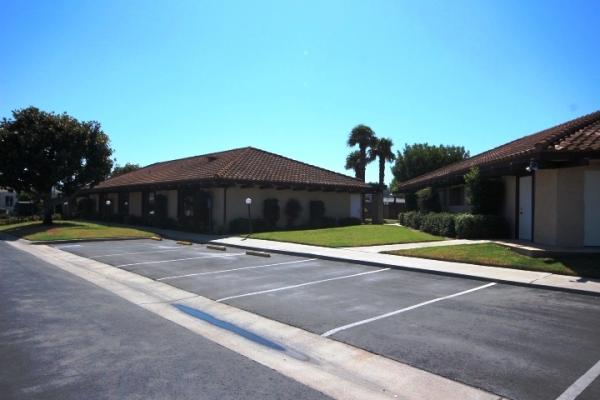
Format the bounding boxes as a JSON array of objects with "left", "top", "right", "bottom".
[
  {"left": 245, "top": 197, "right": 252, "bottom": 205},
  {"left": 105, "top": 200, "right": 111, "bottom": 206},
  {"left": 526, "top": 159, "right": 539, "bottom": 173}
]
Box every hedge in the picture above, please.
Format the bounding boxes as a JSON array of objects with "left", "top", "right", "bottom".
[
  {"left": 454, "top": 214, "right": 507, "bottom": 239},
  {"left": 398, "top": 211, "right": 507, "bottom": 239}
]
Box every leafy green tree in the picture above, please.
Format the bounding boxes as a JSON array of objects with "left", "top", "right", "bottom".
[
  {"left": 464, "top": 167, "right": 482, "bottom": 213},
  {"left": 368, "top": 137, "right": 395, "bottom": 187},
  {"left": 464, "top": 167, "right": 504, "bottom": 214},
  {"left": 391, "top": 143, "right": 469, "bottom": 188},
  {"left": 111, "top": 162, "right": 141, "bottom": 177},
  {"left": 0, "top": 107, "right": 113, "bottom": 224},
  {"left": 347, "top": 124, "right": 376, "bottom": 182},
  {"left": 344, "top": 150, "right": 361, "bottom": 178}
]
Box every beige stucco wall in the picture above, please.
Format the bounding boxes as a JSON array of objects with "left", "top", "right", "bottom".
[
  {"left": 222, "top": 186, "right": 353, "bottom": 229},
  {"left": 532, "top": 161, "right": 600, "bottom": 247},
  {"left": 555, "top": 167, "right": 585, "bottom": 246},
  {"left": 209, "top": 188, "right": 226, "bottom": 229},
  {"left": 534, "top": 170, "right": 558, "bottom": 245},
  {"left": 167, "top": 190, "right": 178, "bottom": 219},
  {"left": 501, "top": 176, "right": 517, "bottom": 239},
  {"left": 129, "top": 192, "right": 142, "bottom": 217}
]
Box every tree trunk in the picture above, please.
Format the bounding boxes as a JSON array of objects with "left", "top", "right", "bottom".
[
  {"left": 359, "top": 146, "right": 366, "bottom": 182},
  {"left": 43, "top": 191, "right": 53, "bottom": 225},
  {"left": 379, "top": 157, "right": 385, "bottom": 186}
]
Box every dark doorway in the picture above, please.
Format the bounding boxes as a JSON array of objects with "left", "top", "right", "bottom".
[{"left": 178, "top": 187, "right": 212, "bottom": 232}]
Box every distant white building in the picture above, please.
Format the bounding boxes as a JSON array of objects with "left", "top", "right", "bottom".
[{"left": 0, "top": 188, "right": 17, "bottom": 215}]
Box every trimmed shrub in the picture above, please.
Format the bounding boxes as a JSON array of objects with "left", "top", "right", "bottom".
[
  {"left": 338, "top": 217, "right": 361, "bottom": 227},
  {"left": 263, "top": 198, "right": 280, "bottom": 227},
  {"left": 228, "top": 217, "right": 268, "bottom": 234},
  {"left": 416, "top": 187, "right": 441, "bottom": 212},
  {"left": 455, "top": 214, "right": 507, "bottom": 239},
  {"left": 401, "top": 211, "right": 424, "bottom": 230},
  {"left": 419, "top": 212, "right": 456, "bottom": 237},
  {"left": 284, "top": 198, "right": 302, "bottom": 227},
  {"left": 320, "top": 216, "right": 337, "bottom": 228}
]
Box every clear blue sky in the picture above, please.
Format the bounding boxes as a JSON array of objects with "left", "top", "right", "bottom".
[{"left": 1, "top": 1, "right": 599, "bottom": 184}]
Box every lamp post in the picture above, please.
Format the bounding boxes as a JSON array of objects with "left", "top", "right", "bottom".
[{"left": 245, "top": 197, "right": 253, "bottom": 235}]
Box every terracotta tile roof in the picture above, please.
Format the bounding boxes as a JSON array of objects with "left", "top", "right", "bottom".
[
  {"left": 93, "top": 147, "right": 369, "bottom": 191},
  {"left": 396, "top": 109, "right": 600, "bottom": 191}
]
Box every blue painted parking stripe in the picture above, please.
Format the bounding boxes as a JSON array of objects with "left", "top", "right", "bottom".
[{"left": 173, "top": 303, "right": 285, "bottom": 351}]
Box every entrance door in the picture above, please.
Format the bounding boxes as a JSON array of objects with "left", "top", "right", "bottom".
[
  {"left": 518, "top": 176, "right": 533, "bottom": 241},
  {"left": 584, "top": 171, "right": 600, "bottom": 246}
]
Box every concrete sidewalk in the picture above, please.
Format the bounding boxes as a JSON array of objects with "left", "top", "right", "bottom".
[
  {"left": 211, "top": 237, "right": 600, "bottom": 296},
  {"left": 346, "top": 239, "right": 490, "bottom": 253}
]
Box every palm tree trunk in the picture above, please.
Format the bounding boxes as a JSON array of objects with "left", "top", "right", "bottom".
[
  {"left": 359, "top": 146, "right": 366, "bottom": 182},
  {"left": 379, "top": 157, "right": 385, "bottom": 186}
]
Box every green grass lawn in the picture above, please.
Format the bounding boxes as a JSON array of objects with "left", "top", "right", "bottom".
[
  {"left": 387, "top": 243, "right": 600, "bottom": 279},
  {"left": 0, "top": 220, "right": 156, "bottom": 242},
  {"left": 250, "top": 224, "right": 443, "bottom": 248}
]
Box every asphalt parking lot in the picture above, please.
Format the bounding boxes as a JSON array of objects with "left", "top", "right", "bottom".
[{"left": 55, "top": 239, "right": 600, "bottom": 400}]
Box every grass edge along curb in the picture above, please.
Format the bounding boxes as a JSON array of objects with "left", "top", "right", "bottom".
[{"left": 246, "top": 250, "right": 271, "bottom": 257}]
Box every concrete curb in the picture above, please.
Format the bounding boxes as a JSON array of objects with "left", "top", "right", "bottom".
[
  {"left": 29, "top": 237, "right": 152, "bottom": 245},
  {"left": 246, "top": 250, "right": 271, "bottom": 258},
  {"left": 211, "top": 240, "right": 600, "bottom": 298},
  {"left": 206, "top": 244, "right": 227, "bottom": 251}
]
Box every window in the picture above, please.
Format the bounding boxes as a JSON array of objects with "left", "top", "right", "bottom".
[
  {"left": 5, "top": 196, "right": 14, "bottom": 207},
  {"left": 449, "top": 186, "right": 464, "bottom": 206}
]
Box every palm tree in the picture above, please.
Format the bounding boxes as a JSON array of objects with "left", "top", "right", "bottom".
[
  {"left": 344, "top": 150, "right": 361, "bottom": 178},
  {"left": 347, "top": 124, "right": 376, "bottom": 181},
  {"left": 369, "top": 137, "right": 395, "bottom": 187}
]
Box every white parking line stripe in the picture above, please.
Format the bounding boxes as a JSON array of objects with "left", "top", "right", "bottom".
[
  {"left": 217, "top": 268, "right": 390, "bottom": 302},
  {"left": 157, "top": 258, "right": 317, "bottom": 281},
  {"left": 116, "top": 253, "right": 241, "bottom": 267},
  {"left": 92, "top": 249, "right": 181, "bottom": 258},
  {"left": 321, "top": 282, "right": 497, "bottom": 337},
  {"left": 556, "top": 359, "right": 600, "bottom": 400}
]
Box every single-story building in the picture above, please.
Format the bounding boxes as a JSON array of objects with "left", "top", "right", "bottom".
[
  {"left": 395, "top": 110, "right": 600, "bottom": 247},
  {"left": 80, "top": 147, "right": 371, "bottom": 232}
]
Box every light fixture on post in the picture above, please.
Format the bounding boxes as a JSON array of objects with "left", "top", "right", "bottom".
[
  {"left": 525, "top": 159, "right": 539, "bottom": 173},
  {"left": 245, "top": 197, "right": 253, "bottom": 235}
]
